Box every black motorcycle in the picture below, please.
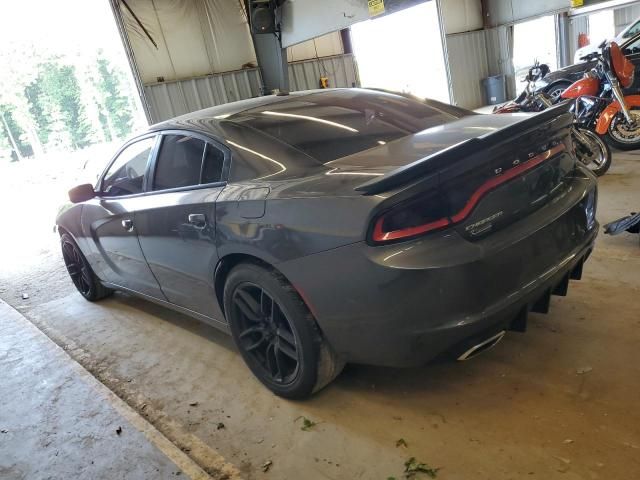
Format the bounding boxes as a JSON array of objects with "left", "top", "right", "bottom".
[{"left": 494, "top": 62, "right": 612, "bottom": 176}]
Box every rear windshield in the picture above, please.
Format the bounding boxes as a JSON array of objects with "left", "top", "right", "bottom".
[{"left": 230, "top": 90, "right": 468, "bottom": 163}]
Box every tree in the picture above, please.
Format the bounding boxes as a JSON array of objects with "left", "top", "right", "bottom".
[
  {"left": 93, "top": 54, "right": 133, "bottom": 139},
  {"left": 53, "top": 65, "right": 93, "bottom": 149},
  {"left": 25, "top": 61, "right": 91, "bottom": 149},
  {"left": 24, "top": 80, "right": 53, "bottom": 145},
  {"left": 0, "top": 104, "right": 33, "bottom": 161}
]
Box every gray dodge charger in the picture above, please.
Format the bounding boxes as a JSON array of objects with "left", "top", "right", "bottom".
[{"left": 57, "top": 88, "right": 598, "bottom": 398}]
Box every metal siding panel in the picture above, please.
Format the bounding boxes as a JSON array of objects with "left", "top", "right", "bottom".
[
  {"left": 143, "top": 68, "right": 262, "bottom": 123},
  {"left": 485, "top": 0, "right": 568, "bottom": 26},
  {"left": 143, "top": 55, "right": 359, "bottom": 123},
  {"left": 446, "top": 31, "right": 490, "bottom": 109},
  {"left": 614, "top": 4, "right": 640, "bottom": 33},
  {"left": 287, "top": 54, "right": 359, "bottom": 91}
]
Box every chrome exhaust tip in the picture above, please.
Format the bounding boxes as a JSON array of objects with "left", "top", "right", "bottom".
[{"left": 457, "top": 331, "right": 506, "bottom": 361}]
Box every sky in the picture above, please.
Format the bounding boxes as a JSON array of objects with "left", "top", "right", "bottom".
[
  {"left": 0, "top": 0, "right": 127, "bottom": 64},
  {"left": 0, "top": 0, "right": 147, "bottom": 130}
]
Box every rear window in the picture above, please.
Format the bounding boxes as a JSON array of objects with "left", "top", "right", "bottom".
[{"left": 231, "top": 90, "right": 466, "bottom": 163}]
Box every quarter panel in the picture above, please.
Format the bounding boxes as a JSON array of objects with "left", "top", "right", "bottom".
[{"left": 215, "top": 183, "right": 380, "bottom": 264}]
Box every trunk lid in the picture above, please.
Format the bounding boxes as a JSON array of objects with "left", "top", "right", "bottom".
[{"left": 353, "top": 104, "right": 578, "bottom": 243}]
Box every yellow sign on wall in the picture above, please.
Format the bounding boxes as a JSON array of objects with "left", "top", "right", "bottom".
[
  {"left": 570, "top": 0, "right": 584, "bottom": 7},
  {"left": 368, "top": 0, "right": 385, "bottom": 17}
]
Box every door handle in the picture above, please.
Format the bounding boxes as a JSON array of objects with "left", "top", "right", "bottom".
[
  {"left": 188, "top": 213, "right": 207, "bottom": 228},
  {"left": 121, "top": 219, "right": 134, "bottom": 231}
]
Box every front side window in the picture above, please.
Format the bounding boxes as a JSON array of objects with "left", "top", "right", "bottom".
[{"left": 101, "top": 138, "right": 155, "bottom": 197}]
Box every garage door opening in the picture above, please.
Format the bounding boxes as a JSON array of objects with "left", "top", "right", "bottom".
[
  {"left": 513, "top": 15, "right": 558, "bottom": 91},
  {"left": 0, "top": 0, "right": 147, "bottom": 275},
  {"left": 350, "top": 1, "right": 450, "bottom": 103}
]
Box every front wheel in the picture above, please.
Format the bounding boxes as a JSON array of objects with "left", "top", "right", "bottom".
[
  {"left": 606, "top": 107, "right": 640, "bottom": 150},
  {"left": 223, "top": 263, "right": 344, "bottom": 399},
  {"left": 572, "top": 127, "right": 611, "bottom": 176},
  {"left": 60, "top": 233, "right": 113, "bottom": 301},
  {"left": 546, "top": 82, "right": 572, "bottom": 101}
]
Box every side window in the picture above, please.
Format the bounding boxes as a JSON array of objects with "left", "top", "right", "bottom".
[
  {"left": 153, "top": 135, "right": 205, "bottom": 191},
  {"left": 623, "top": 37, "right": 640, "bottom": 55},
  {"left": 202, "top": 144, "right": 225, "bottom": 184},
  {"left": 101, "top": 138, "right": 154, "bottom": 197}
]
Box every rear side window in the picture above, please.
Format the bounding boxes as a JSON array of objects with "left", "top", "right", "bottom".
[
  {"left": 202, "top": 144, "right": 225, "bottom": 184},
  {"left": 153, "top": 135, "right": 205, "bottom": 191}
]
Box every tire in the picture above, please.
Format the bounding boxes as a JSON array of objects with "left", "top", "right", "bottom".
[
  {"left": 605, "top": 106, "right": 640, "bottom": 151},
  {"left": 572, "top": 127, "right": 611, "bottom": 176},
  {"left": 60, "top": 233, "right": 113, "bottom": 301},
  {"left": 223, "top": 262, "right": 344, "bottom": 399},
  {"left": 546, "top": 82, "right": 571, "bottom": 101}
]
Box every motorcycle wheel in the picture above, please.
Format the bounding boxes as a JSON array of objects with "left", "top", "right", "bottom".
[
  {"left": 606, "top": 107, "right": 640, "bottom": 151},
  {"left": 572, "top": 127, "right": 611, "bottom": 177}
]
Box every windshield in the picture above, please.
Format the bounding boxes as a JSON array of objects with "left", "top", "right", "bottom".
[
  {"left": 230, "top": 90, "right": 468, "bottom": 163},
  {"left": 623, "top": 19, "right": 640, "bottom": 38}
]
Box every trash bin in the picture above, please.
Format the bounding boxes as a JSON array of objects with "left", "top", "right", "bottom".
[{"left": 483, "top": 75, "right": 506, "bottom": 105}]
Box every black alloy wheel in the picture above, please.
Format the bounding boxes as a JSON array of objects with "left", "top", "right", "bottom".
[
  {"left": 232, "top": 283, "right": 300, "bottom": 384},
  {"left": 224, "top": 263, "right": 344, "bottom": 398},
  {"left": 60, "top": 233, "right": 113, "bottom": 301}
]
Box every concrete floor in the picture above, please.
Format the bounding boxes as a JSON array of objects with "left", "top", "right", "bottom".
[
  {"left": 0, "top": 300, "right": 222, "bottom": 480},
  {"left": 1, "top": 152, "right": 639, "bottom": 479}
]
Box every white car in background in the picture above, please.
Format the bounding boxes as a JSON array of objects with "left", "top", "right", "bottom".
[{"left": 574, "top": 16, "right": 640, "bottom": 63}]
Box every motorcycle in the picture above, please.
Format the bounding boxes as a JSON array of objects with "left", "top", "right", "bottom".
[
  {"left": 566, "top": 42, "right": 640, "bottom": 151},
  {"left": 494, "top": 62, "right": 612, "bottom": 176}
]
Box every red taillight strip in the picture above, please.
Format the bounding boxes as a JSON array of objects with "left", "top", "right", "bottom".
[
  {"left": 451, "top": 143, "right": 565, "bottom": 223},
  {"left": 373, "top": 143, "right": 566, "bottom": 243},
  {"left": 373, "top": 216, "right": 451, "bottom": 242}
]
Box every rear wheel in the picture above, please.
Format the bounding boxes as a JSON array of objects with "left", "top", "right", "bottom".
[
  {"left": 572, "top": 127, "right": 611, "bottom": 176},
  {"left": 606, "top": 107, "right": 640, "bottom": 150},
  {"left": 60, "top": 233, "right": 113, "bottom": 301},
  {"left": 224, "top": 263, "right": 344, "bottom": 399}
]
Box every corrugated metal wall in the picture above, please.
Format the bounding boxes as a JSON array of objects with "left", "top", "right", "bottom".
[
  {"left": 485, "top": 26, "right": 516, "bottom": 99},
  {"left": 143, "top": 54, "right": 359, "bottom": 123},
  {"left": 614, "top": 3, "right": 640, "bottom": 33},
  {"left": 568, "top": 15, "right": 589, "bottom": 61},
  {"left": 446, "top": 31, "right": 489, "bottom": 109},
  {"left": 289, "top": 54, "right": 359, "bottom": 91},
  {"left": 143, "top": 68, "right": 263, "bottom": 123}
]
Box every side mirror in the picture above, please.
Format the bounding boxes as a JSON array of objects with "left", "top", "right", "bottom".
[{"left": 68, "top": 183, "right": 96, "bottom": 203}]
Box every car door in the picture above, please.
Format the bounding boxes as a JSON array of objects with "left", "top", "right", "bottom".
[
  {"left": 134, "top": 131, "right": 229, "bottom": 321},
  {"left": 81, "top": 135, "right": 165, "bottom": 299}
]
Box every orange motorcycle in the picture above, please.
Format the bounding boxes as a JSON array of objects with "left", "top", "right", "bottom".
[{"left": 562, "top": 41, "right": 640, "bottom": 150}]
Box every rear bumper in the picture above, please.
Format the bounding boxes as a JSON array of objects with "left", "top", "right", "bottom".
[{"left": 278, "top": 170, "right": 598, "bottom": 367}]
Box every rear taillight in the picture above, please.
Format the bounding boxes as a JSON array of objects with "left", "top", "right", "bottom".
[
  {"left": 372, "top": 191, "right": 449, "bottom": 243},
  {"left": 371, "top": 143, "right": 565, "bottom": 244}
]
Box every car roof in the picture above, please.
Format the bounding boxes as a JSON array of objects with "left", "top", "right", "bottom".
[{"left": 148, "top": 89, "right": 334, "bottom": 133}]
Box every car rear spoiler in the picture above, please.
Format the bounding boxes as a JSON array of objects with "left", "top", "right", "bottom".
[{"left": 355, "top": 102, "right": 573, "bottom": 196}]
